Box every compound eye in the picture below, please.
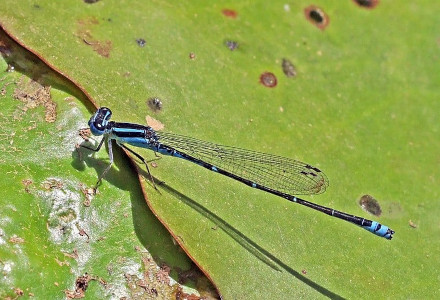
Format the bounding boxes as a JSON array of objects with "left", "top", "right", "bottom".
[
  {"left": 100, "top": 107, "right": 112, "bottom": 120},
  {"left": 97, "top": 107, "right": 112, "bottom": 122},
  {"left": 88, "top": 107, "right": 113, "bottom": 135}
]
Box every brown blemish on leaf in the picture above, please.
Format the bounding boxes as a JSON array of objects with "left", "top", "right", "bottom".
[
  {"left": 75, "top": 223, "right": 90, "bottom": 241},
  {"left": 222, "top": 9, "right": 238, "bottom": 18},
  {"left": 0, "top": 25, "right": 95, "bottom": 108},
  {"left": 120, "top": 242, "right": 220, "bottom": 299},
  {"left": 122, "top": 251, "right": 218, "bottom": 299},
  {"left": 13, "top": 77, "right": 57, "bottom": 122},
  {"left": 58, "top": 210, "right": 77, "bottom": 224},
  {"left": 21, "top": 179, "right": 33, "bottom": 193},
  {"left": 14, "top": 288, "right": 24, "bottom": 296},
  {"left": 62, "top": 248, "right": 79, "bottom": 259},
  {"left": 78, "top": 128, "right": 92, "bottom": 142},
  {"left": 65, "top": 273, "right": 98, "bottom": 299},
  {"left": 41, "top": 178, "right": 63, "bottom": 190},
  {"left": 79, "top": 183, "right": 94, "bottom": 207},
  {"left": 77, "top": 16, "right": 99, "bottom": 26},
  {"left": 359, "top": 194, "right": 382, "bottom": 216},
  {"left": 98, "top": 277, "right": 108, "bottom": 288},
  {"left": 304, "top": 5, "right": 329, "bottom": 30},
  {"left": 9, "top": 235, "right": 25, "bottom": 244},
  {"left": 124, "top": 253, "right": 173, "bottom": 298},
  {"left": 156, "top": 264, "right": 171, "bottom": 284},
  {"left": 83, "top": 38, "right": 112, "bottom": 58},
  {"left": 76, "top": 17, "right": 112, "bottom": 58},
  {"left": 146, "top": 115, "right": 164, "bottom": 131},
  {"left": 55, "top": 257, "right": 70, "bottom": 267}
]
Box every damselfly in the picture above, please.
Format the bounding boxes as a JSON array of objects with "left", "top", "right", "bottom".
[{"left": 82, "top": 107, "right": 394, "bottom": 240}]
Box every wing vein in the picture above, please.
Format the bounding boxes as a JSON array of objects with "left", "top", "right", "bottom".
[{"left": 156, "top": 132, "right": 329, "bottom": 195}]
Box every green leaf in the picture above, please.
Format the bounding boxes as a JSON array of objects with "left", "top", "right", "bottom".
[
  {"left": 1, "top": 0, "right": 439, "bottom": 298},
  {"left": 0, "top": 37, "right": 210, "bottom": 299}
]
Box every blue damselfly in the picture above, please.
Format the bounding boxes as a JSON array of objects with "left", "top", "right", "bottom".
[{"left": 82, "top": 107, "right": 394, "bottom": 240}]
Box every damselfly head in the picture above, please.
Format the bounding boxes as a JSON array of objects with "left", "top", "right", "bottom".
[{"left": 88, "top": 107, "right": 113, "bottom": 136}]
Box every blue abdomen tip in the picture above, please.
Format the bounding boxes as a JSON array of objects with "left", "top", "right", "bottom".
[{"left": 365, "top": 221, "right": 394, "bottom": 240}]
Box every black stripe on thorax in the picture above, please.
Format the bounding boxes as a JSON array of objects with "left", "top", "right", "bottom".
[{"left": 111, "top": 122, "right": 149, "bottom": 138}]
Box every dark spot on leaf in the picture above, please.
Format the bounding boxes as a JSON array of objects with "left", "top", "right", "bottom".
[
  {"left": 147, "top": 97, "right": 163, "bottom": 112},
  {"left": 359, "top": 194, "right": 382, "bottom": 216},
  {"left": 352, "top": 0, "right": 379, "bottom": 9},
  {"left": 189, "top": 52, "right": 196, "bottom": 59},
  {"left": 83, "top": 0, "right": 100, "bottom": 3},
  {"left": 302, "top": 269, "right": 307, "bottom": 275},
  {"left": 282, "top": 58, "right": 297, "bottom": 78},
  {"left": 304, "top": 5, "right": 329, "bottom": 30},
  {"left": 260, "top": 72, "right": 277, "bottom": 88},
  {"left": 222, "top": 9, "right": 238, "bottom": 18},
  {"left": 225, "top": 40, "right": 239, "bottom": 51},
  {"left": 136, "top": 38, "right": 146, "bottom": 47}
]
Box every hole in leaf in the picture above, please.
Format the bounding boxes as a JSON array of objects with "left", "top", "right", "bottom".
[
  {"left": 352, "top": 0, "right": 379, "bottom": 9},
  {"left": 260, "top": 72, "right": 277, "bottom": 88},
  {"left": 304, "top": 5, "right": 329, "bottom": 30}
]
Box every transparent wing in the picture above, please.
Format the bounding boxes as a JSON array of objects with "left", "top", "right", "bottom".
[{"left": 156, "top": 132, "right": 329, "bottom": 195}]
